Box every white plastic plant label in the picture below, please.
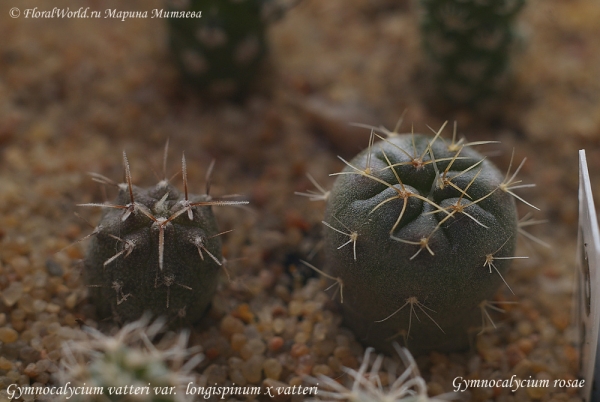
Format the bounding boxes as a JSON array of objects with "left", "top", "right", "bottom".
[{"left": 576, "top": 150, "right": 600, "bottom": 401}]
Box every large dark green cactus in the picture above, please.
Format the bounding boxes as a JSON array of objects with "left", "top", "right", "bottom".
[
  {"left": 420, "top": 0, "right": 525, "bottom": 106},
  {"left": 167, "top": 0, "right": 271, "bottom": 98},
  {"left": 319, "top": 127, "right": 524, "bottom": 355}
]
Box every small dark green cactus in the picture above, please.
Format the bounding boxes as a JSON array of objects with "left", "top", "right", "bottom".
[
  {"left": 167, "top": 0, "right": 272, "bottom": 98},
  {"left": 420, "top": 0, "right": 525, "bottom": 106},
  {"left": 81, "top": 148, "right": 247, "bottom": 326},
  {"left": 307, "top": 123, "right": 535, "bottom": 355}
]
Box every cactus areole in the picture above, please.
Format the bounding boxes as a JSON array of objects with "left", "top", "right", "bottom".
[{"left": 323, "top": 133, "right": 518, "bottom": 355}]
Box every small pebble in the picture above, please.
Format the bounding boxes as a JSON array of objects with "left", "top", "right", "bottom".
[
  {"left": 263, "top": 358, "right": 282, "bottom": 380},
  {"left": 203, "top": 364, "right": 228, "bottom": 384},
  {"left": 517, "top": 321, "right": 533, "bottom": 337},
  {"left": 46, "top": 303, "right": 61, "bottom": 314},
  {"left": 274, "top": 285, "right": 291, "bottom": 302},
  {"left": 47, "top": 350, "right": 61, "bottom": 362},
  {"left": 517, "top": 338, "right": 534, "bottom": 355},
  {"left": 242, "top": 355, "right": 264, "bottom": 384},
  {"left": 0, "top": 327, "right": 19, "bottom": 343},
  {"left": 540, "top": 324, "right": 557, "bottom": 342},
  {"left": 244, "top": 324, "right": 261, "bottom": 340},
  {"left": 311, "top": 364, "right": 332, "bottom": 377},
  {"left": 65, "top": 293, "right": 77, "bottom": 309},
  {"left": 290, "top": 343, "right": 309, "bottom": 358},
  {"left": 480, "top": 347, "right": 504, "bottom": 364},
  {"left": 32, "top": 272, "right": 47, "bottom": 288},
  {"left": 273, "top": 318, "right": 286, "bottom": 334},
  {"left": 19, "top": 297, "right": 34, "bottom": 313},
  {"left": 9, "top": 257, "right": 29, "bottom": 273},
  {"left": 247, "top": 338, "right": 266, "bottom": 355},
  {"left": 32, "top": 300, "right": 47, "bottom": 313},
  {"left": 312, "top": 322, "right": 328, "bottom": 342},
  {"left": 7, "top": 370, "right": 20, "bottom": 382},
  {"left": 296, "top": 354, "right": 315, "bottom": 376},
  {"left": 47, "top": 322, "right": 61, "bottom": 334},
  {"left": 232, "top": 303, "right": 255, "bottom": 324},
  {"left": 19, "top": 347, "right": 40, "bottom": 363},
  {"left": 231, "top": 333, "right": 247, "bottom": 352},
  {"left": 313, "top": 339, "right": 336, "bottom": 357},
  {"left": 302, "top": 301, "right": 319, "bottom": 315},
  {"left": 327, "top": 356, "right": 342, "bottom": 372},
  {"left": 338, "top": 354, "right": 358, "bottom": 369},
  {"left": 506, "top": 343, "right": 525, "bottom": 367},
  {"left": 299, "top": 320, "right": 313, "bottom": 334},
  {"left": 268, "top": 336, "right": 284, "bottom": 352},
  {"left": 10, "top": 320, "right": 25, "bottom": 333},
  {"left": 228, "top": 357, "right": 244, "bottom": 370},
  {"left": 288, "top": 376, "right": 302, "bottom": 387},
  {"left": 552, "top": 312, "right": 570, "bottom": 331},
  {"left": 334, "top": 346, "right": 352, "bottom": 360},
  {"left": 0, "top": 357, "right": 13, "bottom": 370},
  {"left": 1, "top": 282, "right": 23, "bottom": 306},
  {"left": 221, "top": 315, "right": 245, "bottom": 338},
  {"left": 229, "top": 368, "right": 247, "bottom": 386},
  {"left": 294, "top": 332, "right": 309, "bottom": 344},
  {"left": 427, "top": 381, "right": 446, "bottom": 396},
  {"left": 289, "top": 301, "right": 302, "bottom": 316},
  {"left": 23, "top": 363, "right": 38, "bottom": 378},
  {"left": 205, "top": 347, "right": 220, "bottom": 360},
  {"left": 45, "top": 259, "right": 64, "bottom": 277},
  {"left": 10, "top": 309, "right": 26, "bottom": 322},
  {"left": 335, "top": 334, "right": 351, "bottom": 347},
  {"left": 35, "top": 372, "right": 50, "bottom": 384},
  {"left": 36, "top": 360, "right": 51, "bottom": 372}
]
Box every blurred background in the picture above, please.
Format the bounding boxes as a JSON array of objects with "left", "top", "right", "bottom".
[{"left": 0, "top": 0, "right": 599, "bottom": 400}]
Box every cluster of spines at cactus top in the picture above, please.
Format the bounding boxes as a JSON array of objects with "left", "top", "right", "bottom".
[
  {"left": 298, "top": 119, "right": 544, "bottom": 353},
  {"left": 57, "top": 316, "right": 203, "bottom": 402},
  {"left": 80, "top": 151, "right": 245, "bottom": 272},
  {"left": 303, "top": 120, "right": 537, "bottom": 277},
  {"left": 306, "top": 344, "right": 458, "bottom": 401}
]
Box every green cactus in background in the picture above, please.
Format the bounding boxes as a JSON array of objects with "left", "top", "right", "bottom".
[
  {"left": 302, "top": 123, "right": 536, "bottom": 355},
  {"left": 166, "top": 0, "right": 273, "bottom": 99},
  {"left": 420, "top": 0, "right": 525, "bottom": 107}
]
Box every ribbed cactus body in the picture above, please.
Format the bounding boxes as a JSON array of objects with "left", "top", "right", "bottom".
[
  {"left": 323, "top": 133, "right": 518, "bottom": 354},
  {"left": 82, "top": 150, "right": 247, "bottom": 326},
  {"left": 84, "top": 182, "right": 221, "bottom": 325}
]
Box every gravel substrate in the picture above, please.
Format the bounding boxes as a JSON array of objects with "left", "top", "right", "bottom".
[{"left": 1, "top": 0, "right": 599, "bottom": 401}]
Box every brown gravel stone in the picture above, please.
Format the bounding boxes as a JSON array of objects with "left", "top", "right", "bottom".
[
  {"left": 290, "top": 343, "right": 310, "bottom": 358},
  {"left": 0, "top": 327, "right": 19, "bottom": 343}
]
